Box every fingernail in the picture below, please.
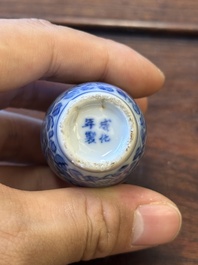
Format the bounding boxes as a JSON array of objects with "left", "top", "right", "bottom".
[{"left": 132, "top": 203, "right": 182, "bottom": 246}]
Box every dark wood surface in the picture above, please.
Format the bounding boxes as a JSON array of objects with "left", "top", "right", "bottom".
[
  {"left": 2, "top": 0, "right": 198, "bottom": 35},
  {"left": 1, "top": 0, "right": 198, "bottom": 24},
  {"left": 1, "top": 1, "right": 198, "bottom": 265}
]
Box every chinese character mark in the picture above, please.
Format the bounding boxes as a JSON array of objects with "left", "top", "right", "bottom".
[
  {"left": 99, "top": 134, "right": 111, "bottom": 143},
  {"left": 85, "top": 131, "right": 96, "bottom": 144},
  {"left": 82, "top": 118, "right": 95, "bottom": 130},
  {"left": 100, "top": 119, "right": 112, "bottom": 131}
]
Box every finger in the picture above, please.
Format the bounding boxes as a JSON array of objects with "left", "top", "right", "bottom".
[
  {"left": 0, "top": 111, "right": 44, "bottom": 164},
  {"left": 0, "top": 165, "right": 70, "bottom": 190},
  {"left": 0, "top": 19, "right": 164, "bottom": 98},
  {"left": 135, "top": 97, "right": 148, "bottom": 113},
  {"left": 0, "top": 184, "right": 181, "bottom": 264},
  {"left": 0, "top": 81, "right": 71, "bottom": 111},
  {"left": 0, "top": 81, "right": 148, "bottom": 113},
  {"left": 6, "top": 108, "right": 45, "bottom": 120}
]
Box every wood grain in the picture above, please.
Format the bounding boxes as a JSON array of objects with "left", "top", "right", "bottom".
[
  {"left": 1, "top": 0, "right": 198, "bottom": 34},
  {"left": 0, "top": 0, "right": 198, "bottom": 23}
]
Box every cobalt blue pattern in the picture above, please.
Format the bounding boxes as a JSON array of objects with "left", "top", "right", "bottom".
[
  {"left": 41, "top": 82, "right": 146, "bottom": 187},
  {"left": 49, "top": 130, "right": 54, "bottom": 138},
  {"left": 47, "top": 116, "right": 54, "bottom": 131},
  {"left": 50, "top": 140, "right": 57, "bottom": 152},
  {"left": 52, "top": 102, "right": 62, "bottom": 116}
]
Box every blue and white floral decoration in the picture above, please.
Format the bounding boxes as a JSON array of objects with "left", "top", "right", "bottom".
[{"left": 41, "top": 82, "right": 146, "bottom": 187}]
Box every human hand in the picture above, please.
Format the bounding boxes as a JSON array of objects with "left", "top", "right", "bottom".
[{"left": 0, "top": 19, "right": 181, "bottom": 265}]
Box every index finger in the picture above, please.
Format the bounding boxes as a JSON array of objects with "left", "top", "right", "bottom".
[{"left": 0, "top": 19, "right": 164, "bottom": 98}]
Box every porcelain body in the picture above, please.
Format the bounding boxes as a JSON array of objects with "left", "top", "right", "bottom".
[{"left": 41, "top": 82, "right": 146, "bottom": 187}]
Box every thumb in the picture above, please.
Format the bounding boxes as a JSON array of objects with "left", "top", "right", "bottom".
[{"left": 1, "top": 184, "right": 182, "bottom": 265}]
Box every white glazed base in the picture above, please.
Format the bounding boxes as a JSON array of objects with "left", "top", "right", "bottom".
[{"left": 58, "top": 92, "right": 137, "bottom": 172}]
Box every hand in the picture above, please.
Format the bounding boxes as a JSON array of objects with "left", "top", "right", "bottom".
[{"left": 0, "top": 19, "right": 181, "bottom": 265}]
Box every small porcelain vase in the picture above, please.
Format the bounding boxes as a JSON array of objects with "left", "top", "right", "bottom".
[{"left": 41, "top": 82, "right": 146, "bottom": 187}]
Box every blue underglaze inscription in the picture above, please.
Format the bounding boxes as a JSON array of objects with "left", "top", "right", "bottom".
[
  {"left": 82, "top": 118, "right": 95, "bottom": 129},
  {"left": 99, "top": 134, "right": 111, "bottom": 143},
  {"left": 99, "top": 119, "right": 111, "bottom": 132},
  {"left": 82, "top": 118, "right": 112, "bottom": 144},
  {"left": 85, "top": 131, "right": 96, "bottom": 144}
]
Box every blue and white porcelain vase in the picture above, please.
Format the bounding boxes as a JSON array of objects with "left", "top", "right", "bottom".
[{"left": 41, "top": 82, "right": 146, "bottom": 187}]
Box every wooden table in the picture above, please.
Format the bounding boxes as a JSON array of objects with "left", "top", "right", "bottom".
[{"left": 1, "top": 1, "right": 198, "bottom": 264}]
